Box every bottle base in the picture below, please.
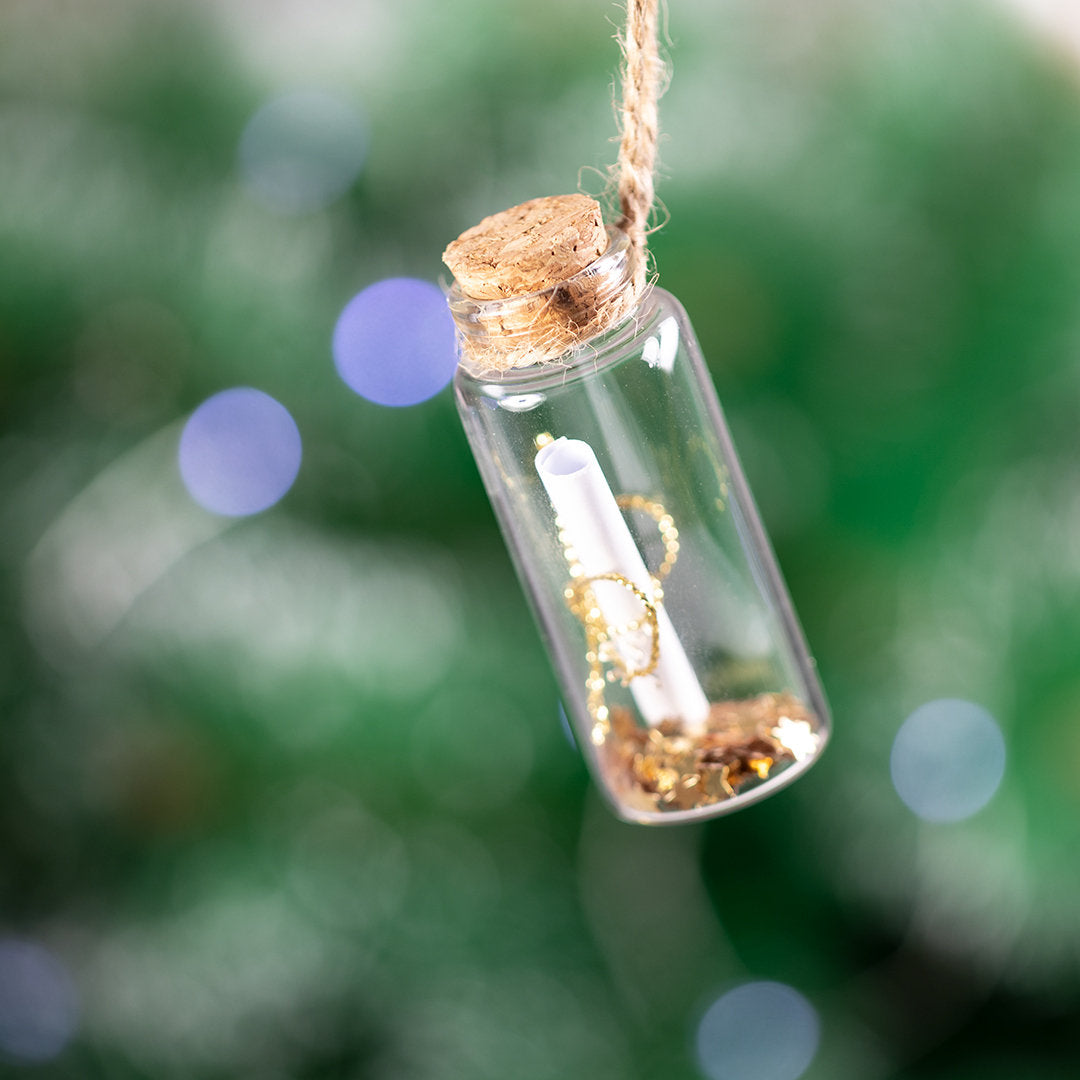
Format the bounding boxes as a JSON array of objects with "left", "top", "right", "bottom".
[{"left": 597, "top": 691, "right": 825, "bottom": 824}]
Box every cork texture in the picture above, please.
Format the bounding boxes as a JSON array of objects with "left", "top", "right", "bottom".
[
  {"left": 443, "top": 194, "right": 643, "bottom": 372},
  {"left": 443, "top": 194, "right": 607, "bottom": 301}
]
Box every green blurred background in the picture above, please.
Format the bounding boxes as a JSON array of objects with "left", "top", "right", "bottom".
[{"left": 2, "top": 0, "right": 1080, "bottom": 1076}]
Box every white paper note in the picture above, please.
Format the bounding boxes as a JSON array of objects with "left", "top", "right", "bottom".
[{"left": 535, "top": 436, "right": 710, "bottom": 731}]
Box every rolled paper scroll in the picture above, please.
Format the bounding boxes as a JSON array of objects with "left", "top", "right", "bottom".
[{"left": 535, "top": 436, "right": 710, "bottom": 731}]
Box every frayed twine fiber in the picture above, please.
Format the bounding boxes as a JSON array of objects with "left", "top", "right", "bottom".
[{"left": 443, "top": 0, "right": 661, "bottom": 372}]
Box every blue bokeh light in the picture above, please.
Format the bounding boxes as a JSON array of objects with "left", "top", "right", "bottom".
[
  {"left": 333, "top": 278, "right": 458, "bottom": 407},
  {"left": 891, "top": 699, "right": 1006, "bottom": 823},
  {"left": 0, "top": 939, "right": 79, "bottom": 1063},
  {"left": 179, "top": 388, "right": 302, "bottom": 517},
  {"left": 695, "top": 981, "right": 819, "bottom": 1080},
  {"left": 238, "top": 89, "right": 368, "bottom": 214}
]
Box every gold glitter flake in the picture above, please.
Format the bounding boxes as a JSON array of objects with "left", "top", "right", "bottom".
[
  {"left": 600, "top": 691, "right": 819, "bottom": 814},
  {"left": 771, "top": 715, "right": 818, "bottom": 761}
]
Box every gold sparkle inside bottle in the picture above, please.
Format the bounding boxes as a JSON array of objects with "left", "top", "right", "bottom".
[{"left": 450, "top": 229, "right": 829, "bottom": 824}]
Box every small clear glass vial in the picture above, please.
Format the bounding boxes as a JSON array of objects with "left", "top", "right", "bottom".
[{"left": 450, "top": 228, "right": 829, "bottom": 824}]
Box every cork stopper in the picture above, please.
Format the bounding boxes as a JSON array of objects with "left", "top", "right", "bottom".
[
  {"left": 443, "top": 195, "right": 608, "bottom": 301},
  {"left": 443, "top": 195, "right": 643, "bottom": 373}
]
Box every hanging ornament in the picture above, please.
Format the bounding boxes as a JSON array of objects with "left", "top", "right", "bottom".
[{"left": 442, "top": 0, "right": 829, "bottom": 824}]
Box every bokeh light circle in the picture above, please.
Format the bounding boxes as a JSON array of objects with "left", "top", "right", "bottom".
[
  {"left": 0, "top": 939, "right": 79, "bottom": 1063},
  {"left": 332, "top": 278, "right": 457, "bottom": 407},
  {"left": 238, "top": 89, "right": 368, "bottom": 214},
  {"left": 695, "top": 981, "right": 819, "bottom": 1080},
  {"left": 891, "top": 698, "right": 1006, "bottom": 823},
  {"left": 179, "top": 388, "right": 302, "bottom": 517}
]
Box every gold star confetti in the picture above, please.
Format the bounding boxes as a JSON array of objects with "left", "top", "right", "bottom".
[
  {"left": 599, "top": 692, "right": 819, "bottom": 814},
  {"left": 772, "top": 715, "right": 818, "bottom": 761}
]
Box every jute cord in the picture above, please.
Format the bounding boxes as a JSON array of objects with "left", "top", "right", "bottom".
[{"left": 615, "top": 0, "right": 662, "bottom": 279}]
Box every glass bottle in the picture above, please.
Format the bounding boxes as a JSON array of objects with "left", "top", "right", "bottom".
[{"left": 449, "top": 228, "right": 829, "bottom": 824}]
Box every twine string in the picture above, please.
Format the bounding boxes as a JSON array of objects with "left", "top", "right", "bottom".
[{"left": 615, "top": 0, "right": 661, "bottom": 270}]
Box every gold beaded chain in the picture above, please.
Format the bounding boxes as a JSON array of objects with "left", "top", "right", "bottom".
[
  {"left": 614, "top": 493, "right": 679, "bottom": 604},
  {"left": 563, "top": 569, "right": 660, "bottom": 745},
  {"left": 537, "top": 435, "right": 683, "bottom": 747}
]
